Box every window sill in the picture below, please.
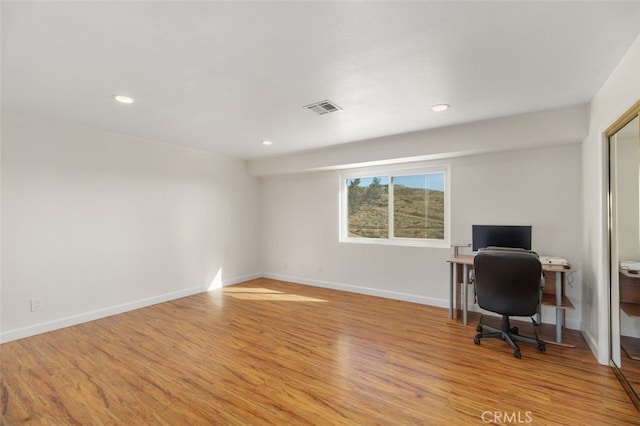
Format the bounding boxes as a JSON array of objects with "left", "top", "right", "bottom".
[{"left": 339, "top": 238, "right": 450, "bottom": 249}]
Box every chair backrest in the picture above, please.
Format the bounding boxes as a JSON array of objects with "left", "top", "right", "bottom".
[{"left": 473, "top": 248, "right": 542, "bottom": 317}]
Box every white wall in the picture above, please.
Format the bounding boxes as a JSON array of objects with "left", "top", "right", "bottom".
[
  {"left": 0, "top": 111, "right": 260, "bottom": 341},
  {"left": 260, "top": 143, "right": 582, "bottom": 328},
  {"left": 582, "top": 34, "right": 640, "bottom": 364},
  {"left": 250, "top": 105, "right": 587, "bottom": 176}
]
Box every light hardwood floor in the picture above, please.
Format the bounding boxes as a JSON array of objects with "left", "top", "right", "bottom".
[{"left": 1, "top": 278, "right": 638, "bottom": 425}]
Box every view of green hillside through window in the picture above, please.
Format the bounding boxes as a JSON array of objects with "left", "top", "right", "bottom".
[
  {"left": 393, "top": 174, "right": 444, "bottom": 239},
  {"left": 346, "top": 173, "right": 445, "bottom": 240},
  {"left": 347, "top": 176, "right": 389, "bottom": 238}
]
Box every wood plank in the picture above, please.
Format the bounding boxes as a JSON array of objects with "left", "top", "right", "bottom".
[
  {"left": 619, "top": 335, "right": 640, "bottom": 407},
  {"left": 621, "top": 336, "right": 640, "bottom": 361},
  {"left": 1, "top": 278, "right": 638, "bottom": 424},
  {"left": 448, "top": 254, "right": 573, "bottom": 272},
  {"left": 621, "top": 302, "right": 640, "bottom": 318},
  {"left": 542, "top": 293, "right": 575, "bottom": 309},
  {"left": 620, "top": 271, "right": 640, "bottom": 305}
]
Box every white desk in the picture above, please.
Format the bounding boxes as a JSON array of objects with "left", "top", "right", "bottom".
[{"left": 446, "top": 254, "right": 575, "bottom": 345}]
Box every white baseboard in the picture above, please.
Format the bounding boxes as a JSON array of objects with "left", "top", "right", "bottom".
[
  {"left": 581, "top": 328, "right": 606, "bottom": 364},
  {"left": 0, "top": 272, "right": 262, "bottom": 344},
  {"left": 621, "top": 326, "right": 640, "bottom": 339},
  {"left": 0, "top": 271, "right": 580, "bottom": 344},
  {"left": 221, "top": 273, "right": 263, "bottom": 286},
  {"left": 565, "top": 318, "right": 581, "bottom": 331},
  {"left": 262, "top": 272, "right": 449, "bottom": 308},
  {"left": 265, "top": 273, "right": 585, "bottom": 331}
]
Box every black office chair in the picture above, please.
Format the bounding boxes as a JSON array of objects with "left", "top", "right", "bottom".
[{"left": 472, "top": 247, "right": 546, "bottom": 358}]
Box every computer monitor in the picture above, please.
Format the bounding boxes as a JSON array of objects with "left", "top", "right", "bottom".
[{"left": 472, "top": 225, "right": 532, "bottom": 252}]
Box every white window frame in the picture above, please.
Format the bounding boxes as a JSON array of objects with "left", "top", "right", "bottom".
[{"left": 339, "top": 164, "right": 450, "bottom": 248}]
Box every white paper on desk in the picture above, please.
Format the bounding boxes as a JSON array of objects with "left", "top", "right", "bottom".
[
  {"left": 620, "top": 260, "right": 640, "bottom": 271},
  {"left": 539, "top": 256, "right": 569, "bottom": 266}
]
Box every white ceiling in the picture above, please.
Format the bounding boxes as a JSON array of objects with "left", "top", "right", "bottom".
[{"left": 2, "top": 1, "right": 640, "bottom": 160}]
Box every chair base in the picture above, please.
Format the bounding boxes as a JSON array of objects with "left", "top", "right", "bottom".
[{"left": 474, "top": 314, "right": 546, "bottom": 358}]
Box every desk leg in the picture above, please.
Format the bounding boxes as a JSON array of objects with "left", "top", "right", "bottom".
[
  {"left": 536, "top": 289, "right": 542, "bottom": 327},
  {"left": 555, "top": 271, "right": 562, "bottom": 343},
  {"left": 449, "top": 262, "right": 454, "bottom": 319},
  {"left": 463, "top": 264, "right": 468, "bottom": 325}
]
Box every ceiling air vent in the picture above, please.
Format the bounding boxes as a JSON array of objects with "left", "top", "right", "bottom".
[{"left": 304, "top": 100, "right": 342, "bottom": 115}]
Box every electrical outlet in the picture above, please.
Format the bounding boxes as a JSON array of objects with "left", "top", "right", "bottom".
[{"left": 30, "top": 298, "right": 44, "bottom": 312}]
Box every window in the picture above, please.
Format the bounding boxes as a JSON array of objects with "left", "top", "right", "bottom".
[{"left": 340, "top": 167, "right": 449, "bottom": 247}]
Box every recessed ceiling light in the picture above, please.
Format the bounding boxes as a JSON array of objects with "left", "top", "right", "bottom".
[
  {"left": 261, "top": 140, "right": 273, "bottom": 146},
  {"left": 113, "top": 94, "right": 134, "bottom": 104},
  {"left": 431, "top": 104, "right": 449, "bottom": 112}
]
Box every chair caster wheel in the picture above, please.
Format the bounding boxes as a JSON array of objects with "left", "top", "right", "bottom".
[
  {"left": 538, "top": 342, "right": 546, "bottom": 352},
  {"left": 510, "top": 326, "right": 519, "bottom": 335},
  {"left": 476, "top": 325, "right": 483, "bottom": 332},
  {"left": 474, "top": 336, "right": 481, "bottom": 345},
  {"left": 513, "top": 349, "right": 521, "bottom": 359}
]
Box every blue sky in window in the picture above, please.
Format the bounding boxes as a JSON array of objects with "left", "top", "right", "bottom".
[
  {"left": 394, "top": 174, "right": 444, "bottom": 191},
  {"left": 348, "top": 174, "right": 444, "bottom": 191},
  {"left": 347, "top": 177, "right": 389, "bottom": 187}
]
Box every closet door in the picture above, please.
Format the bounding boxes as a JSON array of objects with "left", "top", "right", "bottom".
[{"left": 608, "top": 102, "right": 640, "bottom": 410}]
